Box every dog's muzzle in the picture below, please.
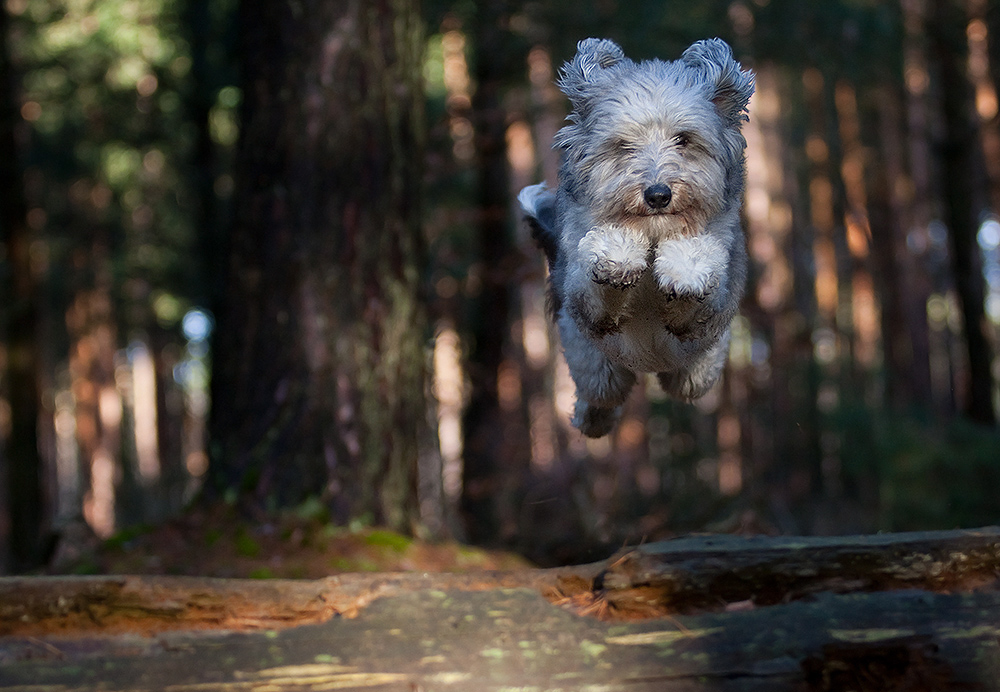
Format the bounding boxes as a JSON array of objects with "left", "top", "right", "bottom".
[{"left": 643, "top": 183, "right": 672, "bottom": 210}]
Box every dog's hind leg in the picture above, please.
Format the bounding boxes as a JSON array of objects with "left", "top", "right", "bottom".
[
  {"left": 573, "top": 400, "right": 622, "bottom": 439},
  {"left": 558, "top": 311, "right": 636, "bottom": 437},
  {"left": 657, "top": 328, "right": 731, "bottom": 401}
]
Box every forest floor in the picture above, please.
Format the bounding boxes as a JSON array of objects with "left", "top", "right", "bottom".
[{"left": 47, "top": 503, "right": 533, "bottom": 579}]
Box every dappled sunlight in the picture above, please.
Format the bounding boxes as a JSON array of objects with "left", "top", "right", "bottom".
[
  {"left": 433, "top": 324, "right": 465, "bottom": 504},
  {"left": 5, "top": 4, "right": 1000, "bottom": 687},
  {"left": 82, "top": 449, "right": 114, "bottom": 538},
  {"left": 441, "top": 30, "right": 474, "bottom": 163},
  {"left": 128, "top": 340, "right": 160, "bottom": 484},
  {"left": 744, "top": 65, "right": 792, "bottom": 314},
  {"left": 967, "top": 18, "right": 998, "bottom": 120}
]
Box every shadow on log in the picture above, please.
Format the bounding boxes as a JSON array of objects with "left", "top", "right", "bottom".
[{"left": 2, "top": 528, "right": 1000, "bottom": 690}]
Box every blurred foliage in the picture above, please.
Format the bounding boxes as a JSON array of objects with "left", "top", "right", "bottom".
[
  {"left": 11, "top": 0, "right": 238, "bottom": 332},
  {"left": 3, "top": 0, "right": 1000, "bottom": 570},
  {"left": 837, "top": 406, "right": 1000, "bottom": 531}
]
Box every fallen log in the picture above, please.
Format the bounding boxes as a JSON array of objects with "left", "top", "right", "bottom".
[{"left": 2, "top": 527, "right": 999, "bottom": 690}]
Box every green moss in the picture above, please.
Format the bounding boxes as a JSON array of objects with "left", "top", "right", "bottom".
[
  {"left": 328, "top": 556, "right": 355, "bottom": 571},
  {"left": 68, "top": 559, "right": 101, "bottom": 575},
  {"left": 578, "top": 640, "right": 607, "bottom": 661},
  {"left": 358, "top": 559, "right": 380, "bottom": 572},
  {"left": 294, "top": 496, "right": 329, "bottom": 523},
  {"left": 203, "top": 528, "right": 222, "bottom": 547},
  {"left": 364, "top": 529, "right": 412, "bottom": 552},
  {"left": 103, "top": 524, "right": 152, "bottom": 551},
  {"left": 234, "top": 529, "right": 261, "bottom": 558}
]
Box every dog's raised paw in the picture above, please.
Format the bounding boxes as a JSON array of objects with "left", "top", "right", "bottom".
[
  {"left": 653, "top": 235, "right": 726, "bottom": 300},
  {"left": 657, "top": 271, "right": 717, "bottom": 302},
  {"left": 591, "top": 257, "right": 645, "bottom": 287},
  {"left": 579, "top": 225, "right": 649, "bottom": 288}
]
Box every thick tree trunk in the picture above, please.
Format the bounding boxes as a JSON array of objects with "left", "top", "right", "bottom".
[
  {"left": 208, "top": 0, "right": 430, "bottom": 530},
  {"left": 459, "top": 1, "right": 532, "bottom": 547},
  {"left": 3, "top": 528, "right": 1000, "bottom": 690},
  {"left": 0, "top": 4, "right": 46, "bottom": 572}
]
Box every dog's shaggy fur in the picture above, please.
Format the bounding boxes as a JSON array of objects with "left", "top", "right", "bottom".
[{"left": 519, "top": 38, "right": 754, "bottom": 437}]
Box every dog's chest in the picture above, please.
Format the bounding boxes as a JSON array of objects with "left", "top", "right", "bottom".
[{"left": 592, "top": 280, "right": 705, "bottom": 372}]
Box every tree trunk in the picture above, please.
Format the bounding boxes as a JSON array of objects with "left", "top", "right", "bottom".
[
  {"left": 772, "top": 73, "right": 823, "bottom": 531},
  {"left": 182, "top": 0, "right": 224, "bottom": 306},
  {"left": 869, "top": 83, "right": 936, "bottom": 414},
  {"left": 0, "top": 3, "right": 47, "bottom": 572},
  {"left": 931, "top": 0, "right": 996, "bottom": 425},
  {"left": 459, "top": 1, "right": 533, "bottom": 547},
  {"left": 4, "top": 528, "right": 1000, "bottom": 690},
  {"left": 208, "top": 0, "right": 430, "bottom": 531}
]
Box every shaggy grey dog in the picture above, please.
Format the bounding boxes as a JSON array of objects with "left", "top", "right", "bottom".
[{"left": 519, "top": 38, "right": 754, "bottom": 437}]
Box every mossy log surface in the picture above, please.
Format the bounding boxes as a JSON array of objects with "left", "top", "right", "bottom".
[{"left": 3, "top": 527, "right": 1000, "bottom": 691}]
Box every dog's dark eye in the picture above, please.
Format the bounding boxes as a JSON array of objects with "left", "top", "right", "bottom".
[{"left": 674, "top": 132, "right": 692, "bottom": 148}]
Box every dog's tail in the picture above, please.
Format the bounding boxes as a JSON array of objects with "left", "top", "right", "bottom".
[{"left": 518, "top": 183, "right": 559, "bottom": 268}]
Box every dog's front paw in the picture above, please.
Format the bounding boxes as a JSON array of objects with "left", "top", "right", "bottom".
[
  {"left": 653, "top": 235, "right": 727, "bottom": 301},
  {"left": 579, "top": 225, "right": 649, "bottom": 288}
]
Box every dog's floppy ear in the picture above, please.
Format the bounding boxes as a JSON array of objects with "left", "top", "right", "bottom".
[
  {"left": 682, "top": 38, "right": 754, "bottom": 126},
  {"left": 557, "top": 38, "right": 626, "bottom": 110}
]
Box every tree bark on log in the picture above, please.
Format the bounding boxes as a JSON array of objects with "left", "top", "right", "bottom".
[{"left": 3, "top": 527, "right": 1000, "bottom": 690}]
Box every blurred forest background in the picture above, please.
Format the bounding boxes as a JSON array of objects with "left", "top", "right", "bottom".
[{"left": 2, "top": 0, "right": 1000, "bottom": 575}]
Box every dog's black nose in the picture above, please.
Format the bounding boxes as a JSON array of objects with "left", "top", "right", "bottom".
[{"left": 644, "top": 184, "right": 672, "bottom": 210}]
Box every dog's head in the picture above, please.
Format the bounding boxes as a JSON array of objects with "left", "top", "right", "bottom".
[{"left": 554, "top": 38, "right": 754, "bottom": 235}]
